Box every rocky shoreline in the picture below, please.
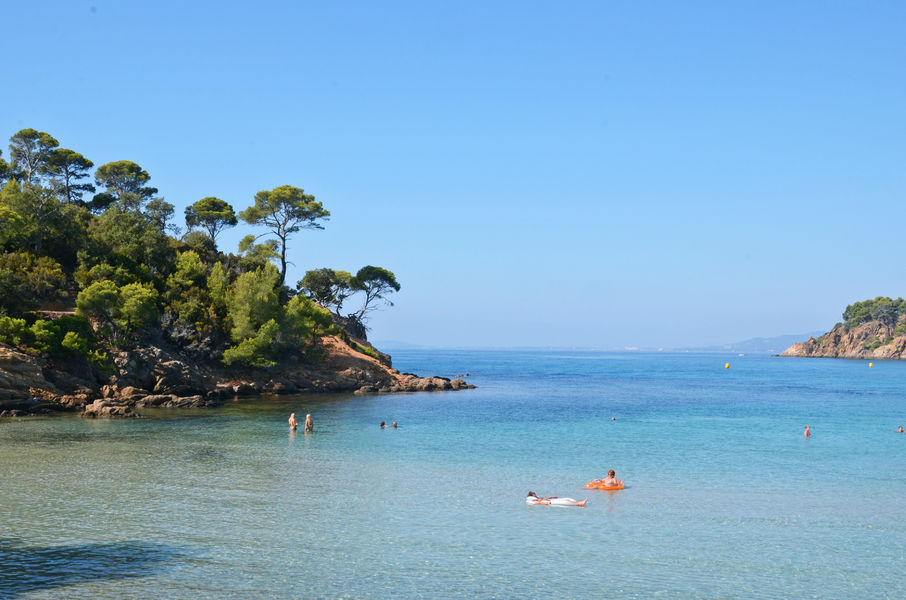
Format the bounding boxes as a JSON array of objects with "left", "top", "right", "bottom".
[
  {"left": 0, "top": 335, "right": 474, "bottom": 419},
  {"left": 780, "top": 319, "right": 906, "bottom": 360}
]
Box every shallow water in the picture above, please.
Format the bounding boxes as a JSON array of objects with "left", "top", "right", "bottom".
[{"left": 1, "top": 351, "right": 905, "bottom": 598}]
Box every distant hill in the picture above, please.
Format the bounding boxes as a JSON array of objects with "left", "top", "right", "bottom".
[{"left": 684, "top": 332, "right": 826, "bottom": 355}]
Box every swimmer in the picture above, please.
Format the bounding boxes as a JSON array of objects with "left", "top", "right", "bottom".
[
  {"left": 602, "top": 469, "right": 622, "bottom": 487},
  {"left": 897, "top": 425, "right": 903, "bottom": 433},
  {"left": 381, "top": 421, "right": 387, "bottom": 428},
  {"left": 304, "top": 413, "right": 313, "bottom": 432},
  {"left": 526, "top": 491, "right": 587, "bottom": 507},
  {"left": 392, "top": 421, "right": 398, "bottom": 428},
  {"left": 804, "top": 425, "right": 811, "bottom": 439},
  {"left": 288, "top": 413, "right": 298, "bottom": 431}
]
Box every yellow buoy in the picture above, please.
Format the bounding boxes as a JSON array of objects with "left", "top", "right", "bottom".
[
  {"left": 725, "top": 363, "right": 730, "bottom": 369},
  {"left": 869, "top": 362, "right": 874, "bottom": 368}
]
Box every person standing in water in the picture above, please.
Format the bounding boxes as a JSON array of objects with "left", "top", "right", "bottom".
[
  {"left": 288, "top": 413, "right": 298, "bottom": 431},
  {"left": 304, "top": 413, "right": 313, "bottom": 432},
  {"left": 804, "top": 425, "right": 811, "bottom": 439}
]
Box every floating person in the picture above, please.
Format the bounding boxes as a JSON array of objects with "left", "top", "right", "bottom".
[
  {"left": 381, "top": 421, "right": 387, "bottom": 428},
  {"left": 611, "top": 416, "right": 616, "bottom": 421},
  {"left": 804, "top": 425, "right": 811, "bottom": 439},
  {"left": 304, "top": 413, "right": 313, "bottom": 432},
  {"left": 586, "top": 470, "right": 625, "bottom": 489},
  {"left": 602, "top": 470, "right": 622, "bottom": 487},
  {"left": 392, "top": 421, "right": 398, "bottom": 428},
  {"left": 526, "top": 491, "right": 587, "bottom": 507},
  {"left": 288, "top": 413, "right": 298, "bottom": 431}
]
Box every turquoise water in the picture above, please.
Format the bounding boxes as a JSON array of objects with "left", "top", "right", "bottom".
[{"left": 2, "top": 351, "right": 905, "bottom": 598}]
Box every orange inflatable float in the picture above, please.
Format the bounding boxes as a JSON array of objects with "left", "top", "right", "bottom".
[{"left": 585, "top": 480, "right": 625, "bottom": 490}]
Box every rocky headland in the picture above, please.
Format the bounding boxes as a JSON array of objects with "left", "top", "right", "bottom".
[
  {"left": 0, "top": 333, "right": 474, "bottom": 419},
  {"left": 780, "top": 318, "right": 906, "bottom": 360}
]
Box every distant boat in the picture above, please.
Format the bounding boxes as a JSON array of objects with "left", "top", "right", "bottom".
[{"left": 738, "top": 353, "right": 745, "bottom": 357}]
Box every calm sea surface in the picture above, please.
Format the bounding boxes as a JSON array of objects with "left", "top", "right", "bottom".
[{"left": 2, "top": 350, "right": 905, "bottom": 599}]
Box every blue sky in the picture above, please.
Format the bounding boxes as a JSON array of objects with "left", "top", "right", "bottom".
[{"left": 3, "top": 1, "right": 905, "bottom": 348}]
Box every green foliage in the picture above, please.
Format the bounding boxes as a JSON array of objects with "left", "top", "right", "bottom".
[
  {"left": 76, "top": 279, "right": 158, "bottom": 344},
  {"left": 119, "top": 283, "right": 159, "bottom": 330},
  {"left": 0, "top": 181, "right": 70, "bottom": 254},
  {"left": 0, "top": 252, "right": 67, "bottom": 302},
  {"left": 94, "top": 160, "right": 157, "bottom": 204},
  {"left": 0, "top": 251, "right": 68, "bottom": 315},
  {"left": 280, "top": 295, "right": 333, "bottom": 347},
  {"left": 76, "top": 280, "right": 120, "bottom": 330},
  {"left": 185, "top": 197, "right": 237, "bottom": 245},
  {"left": 842, "top": 297, "right": 906, "bottom": 329},
  {"left": 226, "top": 264, "right": 280, "bottom": 342},
  {"left": 222, "top": 319, "right": 279, "bottom": 367},
  {"left": 0, "top": 316, "right": 30, "bottom": 346},
  {"left": 207, "top": 261, "right": 230, "bottom": 316},
  {"left": 61, "top": 330, "right": 89, "bottom": 356},
  {"left": 88, "top": 203, "right": 175, "bottom": 279},
  {"left": 9, "top": 128, "right": 59, "bottom": 186},
  {"left": 298, "top": 268, "right": 357, "bottom": 314},
  {"left": 180, "top": 229, "right": 217, "bottom": 255},
  {"left": 354, "top": 342, "right": 380, "bottom": 360},
  {"left": 237, "top": 234, "right": 279, "bottom": 272},
  {"left": 43, "top": 148, "right": 95, "bottom": 205},
  {"left": 351, "top": 265, "right": 401, "bottom": 320},
  {"left": 29, "top": 319, "right": 62, "bottom": 354},
  {"left": 74, "top": 262, "right": 139, "bottom": 289},
  {"left": 0, "top": 151, "right": 12, "bottom": 186},
  {"left": 0, "top": 191, "right": 27, "bottom": 249},
  {"left": 240, "top": 185, "right": 330, "bottom": 286},
  {"left": 0, "top": 128, "right": 401, "bottom": 364},
  {"left": 167, "top": 251, "right": 205, "bottom": 290}
]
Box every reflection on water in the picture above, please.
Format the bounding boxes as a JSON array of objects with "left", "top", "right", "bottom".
[{"left": 0, "top": 538, "right": 178, "bottom": 598}]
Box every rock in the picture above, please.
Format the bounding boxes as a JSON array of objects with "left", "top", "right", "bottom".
[
  {"left": 232, "top": 383, "right": 257, "bottom": 396},
  {"left": 264, "top": 378, "right": 297, "bottom": 394},
  {"left": 82, "top": 399, "right": 139, "bottom": 419},
  {"left": 139, "top": 394, "right": 178, "bottom": 407},
  {"left": 781, "top": 319, "right": 906, "bottom": 360},
  {"left": 161, "top": 395, "right": 204, "bottom": 408},
  {"left": 0, "top": 347, "right": 61, "bottom": 410},
  {"left": 58, "top": 394, "right": 90, "bottom": 409}
]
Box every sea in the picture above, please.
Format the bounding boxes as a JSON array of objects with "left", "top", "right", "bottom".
[{"left": 1, "top": 350, "right": 905, "bottom": 599}]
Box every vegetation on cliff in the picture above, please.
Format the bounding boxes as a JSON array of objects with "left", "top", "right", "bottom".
[{"left": 0, "top": 128, "right": 399, "bottom": 371}]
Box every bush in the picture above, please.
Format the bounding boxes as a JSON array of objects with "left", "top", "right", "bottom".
[
  {"left": 222, "top": 319, "right": 279, "bottom": 367},
  {"left": 61, "top": 331, "right": 89, "bottom": 356},
  {"left": 0, "top": 316, "right": 30, "bottom": 346},
  {"left": 354, "top": 342, "right": 380, "bottom": 360},
  {"left": 29, "top": 320, "right": 62, "bottom": 354}
]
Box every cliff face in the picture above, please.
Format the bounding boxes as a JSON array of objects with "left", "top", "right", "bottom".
[
  {"left": 780, "top": 318, "right": 906, "bottom": 359},
  {"left": 0, "top": 335, "right": 473, "bottom": 418}
]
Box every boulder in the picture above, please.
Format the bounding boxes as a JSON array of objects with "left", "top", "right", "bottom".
[
  {"left": 264, "top": 378, "right": 298, "bottom": 394},
  {"left": 82, "top": 399, "right": 139, "bottom": 419}
]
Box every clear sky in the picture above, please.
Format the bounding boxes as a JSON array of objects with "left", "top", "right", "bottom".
[{"left": 3, "top": 1, "right": 905, "bottom": 348}]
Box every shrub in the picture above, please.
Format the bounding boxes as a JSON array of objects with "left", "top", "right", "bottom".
[
  {"left": 29, "top": 320, "right": 62, "bottom": 354},
  {"left": 0, "top": 316, "right": 30, "bottom": 346},
  {"left": 222, "top": 319, "right": 279, "bottom": 367},
  {"left": 61, "top": 331, "right": 89, "bottom": 356}
]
